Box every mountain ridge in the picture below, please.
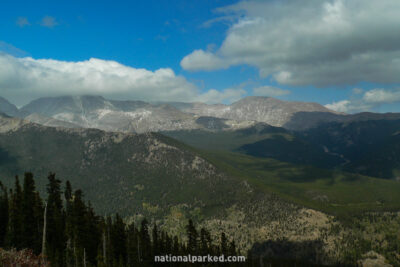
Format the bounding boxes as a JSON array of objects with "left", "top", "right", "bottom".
[{"left": 2, "top": 95, "right": 400, "bottom": 133}]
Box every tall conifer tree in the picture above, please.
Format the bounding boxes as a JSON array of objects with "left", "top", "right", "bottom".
[
  {"left": 21, "top": 172, "right": 39, "bottom": 250},
  {"left": 8, "top": 176, "right": 23, "bottom": 249},
  {"left": 0, "top": 182, "right": 8, "bottom": 247},
  {"left": 46, "top": 173, "right": 66, "bottom": 266}
]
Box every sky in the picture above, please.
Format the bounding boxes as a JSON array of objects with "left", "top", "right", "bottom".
[{"left": 1, "top": 0, "right": 400, "bottom": 113}]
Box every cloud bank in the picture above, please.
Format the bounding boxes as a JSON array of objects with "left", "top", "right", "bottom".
[
  {"left": 182, "top": 0, "right": 400, "bottom": 87},
  {"left": 325, "top": 88, "right": 400, "bottom": 113},
  {"left": 0, "top": 53, "right": 245, "bottom": 105}
]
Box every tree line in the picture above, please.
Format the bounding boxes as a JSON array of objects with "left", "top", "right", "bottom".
[{"left": 0, "top": 173, "right": 244, "bottom": 267}]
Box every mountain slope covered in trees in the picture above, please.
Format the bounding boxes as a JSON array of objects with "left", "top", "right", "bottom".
[
  {"left": 1, "top": 115, "right": 400, "bottom": 265},
  {"left": 0, "top": 115, "right": 329, "bottom": 256}
]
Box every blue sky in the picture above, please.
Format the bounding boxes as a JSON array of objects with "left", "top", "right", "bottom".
[{"left": 1, "top": 0, "right": 400, "bottom": 113}]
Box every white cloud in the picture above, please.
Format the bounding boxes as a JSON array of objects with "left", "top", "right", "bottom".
[
  {"left": 325, "top": 88, "right": 400, "bottom": 113},
  {"left": 253, "top": 86, "right": 290, "bottom": 97},
  {"left": 200, "top": 15, "right": 238, "bottom": 28},
  {"left": 40, "top": 16, "right": 58, "bottom": 28},
  {"left": 325, "top": 100, "right": 352, "bottom": 113},
  {"left": 16, "top": 17, "right": 30, "bottom": 27},
  {"left": 181, "top": 50, "right": 229, "bottom": 71},
  {"left": 0, "top": 54, "right": 243, "bottom": 106},
  {"left": 352, "top": 88, "right": 363, "bottom": 95},
  {"left": 182, "top": 0, "right": 400, "bottom": 87},
  {"left": 363, "top": 88, "right": 400, "bottom": 104},
  {"left": 196, "top": 88, "right": 246, "bottom": 104}
]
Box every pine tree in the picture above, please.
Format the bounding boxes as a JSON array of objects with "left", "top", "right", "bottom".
[
  {"left": 0, "top": 182, "right": 8, "bottom": 247},
  {"left": 64, "top": 181, "right": 74, "bottom": 267},
  {"left": 127, "top": 223, "right": 140, "bottom": 267},
  {"left": 71, "top": 189, "right": 87, "bottom": 267},
  {"left": 139, "top": 219, "right": 152, "bottom": 266},
  {"left": 33, "top": 191, "right": 44, "bottom": 254},
  {"left": 229, "top": 239, "right": 237, "bottom": 256},
  {"left": 8, "top": 176, "right": 23, "bottom": 249},
  {"left": 21, "top": 172, "right": 40, "bottom": 251},
  {"left": 152, "top": 223, "right": 159, "bottom": 257},
  {"left": 164, "top": 233, "right": 173, "bottom": 255},
  {"left": 186, "top": 219, "right": 198, "bottom": 254},
  {"left": 200, "top": 228, "right": 212, "bottom": 255},
  {"left": 84, "top": 202, "right": 101, "bottom": 266},
  {"left": 0, "top": 173, "right": 245, "bottom": 267},
  {"left": 46, "top": 173, "right": 66, "bottom": 266},
  {"left": 110, "top": 213, "right": 127, "bottom": 265},
  {"left": 172, "top": 235, "right": 180, "bottom": 256},
  {"left": 103, "top": 216, "right": 112, "bottom": 267},
  {"left": 220, "top": 232, "right": 228, "bottom": 256}
]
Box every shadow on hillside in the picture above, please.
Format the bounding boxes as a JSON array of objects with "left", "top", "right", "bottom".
[
  {"left": 0, "top": 147, "right": 17, "bottom": 165},
  {"left": 247, "top": 239, "right": 346, "bottom": 266}
]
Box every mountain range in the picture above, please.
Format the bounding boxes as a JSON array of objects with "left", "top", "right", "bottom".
[
  {"left": 0, "top": 95, "right": 339, "bottom": 132},
  {"left": 0, "top": 113, "right": 334, "bottom": 254},
  {"left": 1, "top": 94, "right": 400, "bottom": 180},
  {"left": 1, "top": 96, "right": 400, "bottom": 264},
  {"left": 3, "top": 95, "right": 400, "bottom": 133}
]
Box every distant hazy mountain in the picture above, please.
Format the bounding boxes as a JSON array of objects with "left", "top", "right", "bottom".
[
  {"left": 0, "top": 94, "right": 397, "bottom": 132},
  {"left": 171, "top": 96, "right": 338, "bottom": 127},
  {"left": 166, "top": 118, "right": 400, "bottom": 179},
  {"left": 0, "top": 97, "right": 19, "bottom": 117},
  {"left": 284, "top": 111, "right": 400, "bottom": 130},
  {"left": 24, "top": 113, "right": 82, "bottom": 128},
  {"left": 298, "top": 119, "right": 400, "bottom": 179},
  {"left": 19, "top": 95, "right": 256, "bottom": 133}
]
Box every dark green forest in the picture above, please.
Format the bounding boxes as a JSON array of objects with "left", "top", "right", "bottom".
[{"left": 0, "top": 173, "right": 326, "bottom": 267}]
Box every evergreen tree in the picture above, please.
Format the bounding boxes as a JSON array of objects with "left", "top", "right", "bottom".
[
  {"left": 0, "top": 173, "right": 245, "bottom": 267},
  {"left": 172, "top": 235, "right": 180, "bottom": 256},
  {"left": 110, "top": 213, "right": 127, "bottom": 265},
  {"left": 139, "top": 219, "right": 152, "bottom": 266},
  {"left": 165, "top": 233, "right": 173, "bottom": 255},
  {"left": 46, "top": 173, "right": 66, "bottom": 266},
  {"left": 229, "top": 240, "right": 237, "bottom": 256},
  {"left": 126, "top": 222, "right": 139, "bottom": 267},
  {"left": 0, "top": 182, "right": 8, "bottom": 247},
  {"left": 186, "top": 219, "right": 198, "bottom": 254},
  {"left": 104, "top": 216, "right": 113, "bottom": 267},
  {"left": 71, "top": 189, "right": 87, "bottom": 267},
  {"left": 220, "top": 232, "right": 228, "bottom": 256},
  {"left": 33, "top": 191, "right": 44, "bottom": 254},
  {"left": 21, "top": 172, "right": 40, "bottom": 251},
  {"left": 8, "top": 176, "right": 23, "bottom": 249},
  {"left": 200, "top": 228, "right": 212, "bottom": 255},
  {"left": 152, "top": 223, "right": 159, "bottom": 257},
  {"left": 64, "top": 181, "right": 74, "bottom": 267},
  {"left": 84, "top": 202, "right": 101, "bottom": 266}
]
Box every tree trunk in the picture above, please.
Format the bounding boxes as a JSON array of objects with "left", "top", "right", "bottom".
[
  {"left": 41, "top": 201, "right": 47, "bottom": 257},
  {"left": 103, "top": 230, "right": 106, "bottom": 264},
  {"left": 83, "top": 248, "right": 87, "bottom": 267}
]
